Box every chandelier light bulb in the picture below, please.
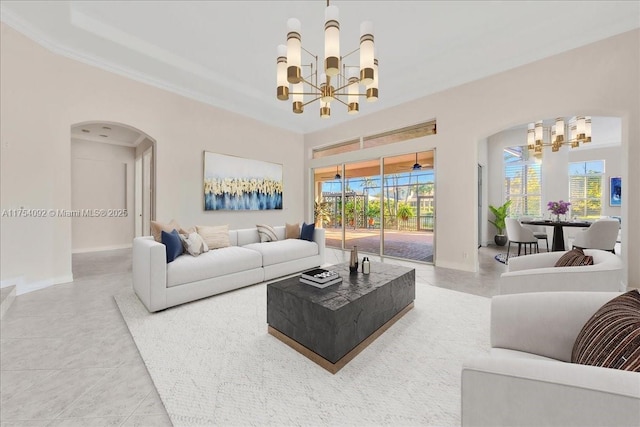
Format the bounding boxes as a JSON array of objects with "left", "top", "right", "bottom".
[
  {"left": 286, "top": 18, "right": 302, "bottom": 84},
  {"left": 554, "top": 117, "right": 564, "bottom": 143},
  {"left": 576, "top": 116, "right": 586, "bottom": 140},
  {"left": 276, "top": 45, "right": 289, "bottom": 100},
  {"left": 292, "top": 82, "right": 304, "bottom": 113},
  {"left": 534, "top": 121, "right": 544, "bottom": 145},
  {"left": 324, "top": 5, "right": 340, "bottom": 77},
  {"left": 527, "top": 123, "right": 535, "bottom": 149},
  {"left": 359, "top": 21, "right": 375, "bottom": 85},
  {"left": 366, "top": 58, "right": 378, "bottom": 102}
]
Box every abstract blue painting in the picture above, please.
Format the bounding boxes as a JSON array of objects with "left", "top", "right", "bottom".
[
  {"left": 609, "top": 176, "right": 621, "bottom": 207},
  {"left": 203, "top": 152, "right": 283, "bottom": 211}
]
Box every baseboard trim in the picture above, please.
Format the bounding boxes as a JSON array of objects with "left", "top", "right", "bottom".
[{"left": 72, "top": 244, "right": 132, "bottom": 254}]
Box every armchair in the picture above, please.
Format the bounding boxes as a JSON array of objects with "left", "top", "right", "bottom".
[
  {"left": 573, "top": 218, "right": 620, "bottom": 253},
  {"left": 462, "top": 292, "right": 640, "bottom": 427},
  {"left": 499, "top": 249, "right": 624, "bottom": 294}
]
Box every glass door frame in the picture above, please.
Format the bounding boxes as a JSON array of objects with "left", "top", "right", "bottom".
[{"left": 312, "top": 149, "right": 436, "bottom": 264}]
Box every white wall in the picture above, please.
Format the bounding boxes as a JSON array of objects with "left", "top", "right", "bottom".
[
  {"left": 304, "top": 29, "right": 639, "bottom": 286},
  {"left": 70, "top": 139, "right": 135, "bottom": 252},
  {"left": 0, "top": 23, "right": 304, "bottom": 289}
]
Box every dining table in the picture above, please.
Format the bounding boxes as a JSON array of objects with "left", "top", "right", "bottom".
[{"left": 521, "top": 220, "right": 592, "bottom": 252}]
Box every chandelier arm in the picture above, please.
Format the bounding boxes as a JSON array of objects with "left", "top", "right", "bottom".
[
  {"left": 341, "top": 47, "right": 360, "bottom": 60},
  {"left": 300, "top": 77, "right": 323, "bottom": 92},
  {"left": 332, "top": 97, "right": 350, "bottom": 107},
  {"left": 302, "top": 96, "right": 322, "bottom": 107},
  {"left": 334, "top": 81, "right": 359, "bottom": 92}
]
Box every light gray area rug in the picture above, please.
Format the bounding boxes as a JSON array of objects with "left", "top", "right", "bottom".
[{"left": 115, "top": 283, "right": 490, "bottom": 426}]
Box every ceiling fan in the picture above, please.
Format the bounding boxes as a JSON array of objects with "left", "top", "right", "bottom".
[{"left": 412, "top": 153, "right": 422, "bottom": 170}]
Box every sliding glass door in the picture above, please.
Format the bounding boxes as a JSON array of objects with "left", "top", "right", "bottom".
[
  {"left": 313, "top": 150, "right": 435, "bottom": 263},
  {"left": 382, "top": 152, "right": 435, "bottom": 262}
]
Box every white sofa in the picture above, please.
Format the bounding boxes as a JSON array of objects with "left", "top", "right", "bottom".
[
  {"left": 133, "top": 226, "right": 325, "bottom": 312},
  {"left": 500, "top": 249, "right": 624, "bottom": 294},
  {"left": 462, "top": 292, "right": 640, "bottom": 427}
]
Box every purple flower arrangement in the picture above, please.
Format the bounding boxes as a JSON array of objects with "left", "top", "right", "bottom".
[{"left": 547, "top": 200, "right": 571, "bottom": 215}]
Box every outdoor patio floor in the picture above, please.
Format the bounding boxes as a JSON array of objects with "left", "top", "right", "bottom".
[{"left": 323, "top": 227, "right": 434, "bottom": 262}]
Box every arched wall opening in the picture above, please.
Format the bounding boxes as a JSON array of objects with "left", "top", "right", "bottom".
[{"left": 70, "top": 121, "right": 156, "bottom": 255}]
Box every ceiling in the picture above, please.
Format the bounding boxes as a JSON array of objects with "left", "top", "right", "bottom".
[
  {"left": 2, "top": 1, "right": 639, "bottom": 134},
  {"left": 71, "top": 122, "right": 147, "bottom": 147}
]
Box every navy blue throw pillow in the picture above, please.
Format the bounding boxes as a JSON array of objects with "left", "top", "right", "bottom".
[
  {"left": 162, "top": 229, "right": 183, "bottom": 263},
  {"left": 300, "top": 222, "right": 315, "bottom": 242}
]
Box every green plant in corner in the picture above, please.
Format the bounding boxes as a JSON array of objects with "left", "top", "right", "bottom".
[{"left": 488, "top": 199, "right": 512, "bottom": 246}]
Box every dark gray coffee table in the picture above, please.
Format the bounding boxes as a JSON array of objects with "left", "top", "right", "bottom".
[{"left": 267, "top": 262, "right": 415, "bottom": 373}]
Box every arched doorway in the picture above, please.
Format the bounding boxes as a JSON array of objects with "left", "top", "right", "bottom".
[{"left": 70, "top": 121, "right": 156, "bottom": 255}]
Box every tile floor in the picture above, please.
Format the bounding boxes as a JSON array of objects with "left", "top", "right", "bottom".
[{"left": 0, "top": 246, "right": 509, "bottom": 426}]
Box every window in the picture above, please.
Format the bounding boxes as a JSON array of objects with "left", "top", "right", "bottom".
[
  {"left": 504, "top": 146, "right": 542, "bottom": 217},
  {"left": 569, "top": 161, "right": 604, "bottom": 220},
  {"left": 311, "top": 120, "right": 437, "bottom": 159}
]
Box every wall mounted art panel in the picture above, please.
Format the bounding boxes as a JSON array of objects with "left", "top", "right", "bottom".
[
  {"left": 610, "top": 176, "right": 621, "bottom": 206},
  {"left": 203, "top": 152, "right": 283, "bottom": 211}
]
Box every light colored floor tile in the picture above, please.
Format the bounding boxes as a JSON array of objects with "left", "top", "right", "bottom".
[
  {"left": 132, "top": 390, "right": 167, "bottom": 416},
  {"left": 47, "top": 417, "right": 125, "bottom": 427},
  {"left": 120, "top": 414, "right": 172, "bottom": 427},
  {"left": 0, "top": 368, "right": 112, "bottom": 421},
  {"left": 0, "top": 420, "right": 51, "bottom": 427},
  {"left": 56, "top": 363, "right": 156, "bottom": 419},
  {"left": 0, "top": 370, "right": 56, "bottom": 407}
]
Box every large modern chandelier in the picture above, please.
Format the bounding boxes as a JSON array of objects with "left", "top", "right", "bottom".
[
  {"left": 276, "top": 1, "right": 378, "bottom": 118},
  {"left": 527, "top": 116, "right": 592, "bottom": 154}
]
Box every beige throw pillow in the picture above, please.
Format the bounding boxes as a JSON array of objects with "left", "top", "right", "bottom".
[
  {"left": 285, "top": 222, "right": 300, "bottom": 239},
  {"left": 196, "top": 224, "right": 230, "bottom": 249},
  {"left": 180, "top": 232, "right": 209, "bottom": 256},
  {"left": 151, "top": 219, "right": 181, "bottom": 243}
]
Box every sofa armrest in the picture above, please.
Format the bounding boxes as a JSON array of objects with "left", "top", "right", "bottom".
[
  {"left": 491, "top": 292, "right": 619, "bottom": 362},
  {"left": 506, "top": 251, "right": 565, "bottom": 272},
  {"left": 500, "top": 267, "right": 624, "bottom": 294},
  {"left": 132, "top": 236, "right": 167, "bottom": 312},
  {"left": 314, "top": 228, "right": 326, "bottom": 265},
  {"left": 462, "top": 357, "right": 640, "bottom": 427}
]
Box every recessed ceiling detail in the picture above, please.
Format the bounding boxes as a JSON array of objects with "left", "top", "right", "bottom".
[{"left": 2, "top": 1, "right": 638, "bottom": 134}]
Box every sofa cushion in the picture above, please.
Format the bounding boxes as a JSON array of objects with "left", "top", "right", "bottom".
[
  {"left": 161, "top": 230, "right": 183, "bottom": 263},
  {"left": 286, "top": 222, "right": 300, "bottom": 239},
  {"left": 256, "top": 224, "right": 278, "bottom": 243},
  {"left": 196, "top": 224, "right": 230, "bottom": 249},
  {"left": 554, "top": 248, "right": 594, "bottom": 267},
  {"left": 572, "top": 289, "right": 640, "bottom": 371},
  {"left": 243, "top": 239, "right": 319, "bottom": 267},
  {"left": 166, "top": 246, "right": 263, "bottom": 288},
  {"left": 300, "top": 222, "right": 315, "bottom": 242}
]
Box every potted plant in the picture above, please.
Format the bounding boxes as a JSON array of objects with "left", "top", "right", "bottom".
[
  {"left": 314, "top": 200, "right": 331, "bottom": 228},
  {"left": 397, "top": 203, "right": 415, "bottom": 224},
  {"left": 488, "top": 200, "right": 512, "bottom": 246}
]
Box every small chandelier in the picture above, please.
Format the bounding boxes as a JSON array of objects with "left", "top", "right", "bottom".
[
  {"left": 276, "top": 1, "right": 378, "bottom": 118},
  {"left": 527, "top": 116, "right": 592, "bottom": 154}
]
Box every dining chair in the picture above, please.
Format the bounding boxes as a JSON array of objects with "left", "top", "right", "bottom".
[
  {"left": 572, "top": 218, "right": 620, "bottom": 253},
  {"left": 518, "top": 216, "right": 549, "bottom": 252},
  {"left": 505, "top": 218, "right": 539, "bottom": 262}
]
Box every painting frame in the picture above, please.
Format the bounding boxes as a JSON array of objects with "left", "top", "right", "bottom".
[
  {"left": 609, "top": 176, "right": 621, "bottom": 207},
  {"left": 203, "top": 151, "right": 283, "bottom": 211}
]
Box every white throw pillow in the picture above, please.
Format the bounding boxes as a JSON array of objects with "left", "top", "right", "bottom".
[{"left": 180, "top": 232, "right": 210, "bottom": 256}]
